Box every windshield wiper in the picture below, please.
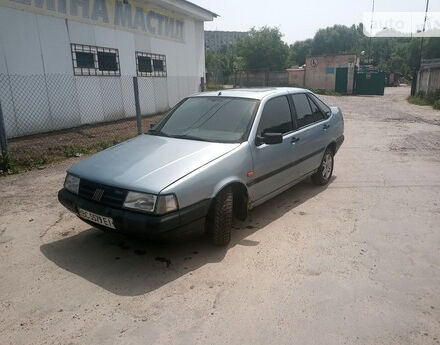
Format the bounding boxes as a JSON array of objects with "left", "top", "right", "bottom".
[{"left": 147, "top": 129, "right": 169, "bottom": 137}]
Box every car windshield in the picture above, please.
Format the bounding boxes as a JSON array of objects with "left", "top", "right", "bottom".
[{"left": 149, "top": 97, "right": 259, "bottom": 143}]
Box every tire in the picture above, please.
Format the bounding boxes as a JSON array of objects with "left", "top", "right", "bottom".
[
  {"left": 206, "top": 186, "right": 233, "bottom": 246},
  {"left": 312, "top": 148, "right": 334, "bottom": 186}
]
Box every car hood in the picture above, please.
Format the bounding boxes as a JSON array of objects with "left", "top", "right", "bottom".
[{"left": 68, "top": 134, "right": 240, "bottom": 193}]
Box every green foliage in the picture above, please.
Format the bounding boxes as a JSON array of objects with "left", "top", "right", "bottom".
[
  {"left": 235, "top": 27, "right": 290, "bottom": 70},
  {"left": 206, "top": 45, "right": 245, "bottom": 77},
  {"left": 289, "top": 23, "right": 440, "bottom": 78},
  {"left": 407, "top": 95, "right": 432, "bottom": 106},
  {"left": 289, "top": 39, "right": 312, "bottom": 66},
  {"left": 407, "top": 89, "right": 440, "bottom": 110}
]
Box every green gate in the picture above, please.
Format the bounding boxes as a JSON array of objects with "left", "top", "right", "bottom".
[
  {"left": 355, "top": 71, "right": 385, "bottom": 95},
  {"left": 335, "top": 67, "right": 348, "bottom": 93}
]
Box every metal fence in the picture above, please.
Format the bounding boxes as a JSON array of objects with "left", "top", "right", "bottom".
[{"left": 0, "top": 73, "right": 201, "bottom": 172}]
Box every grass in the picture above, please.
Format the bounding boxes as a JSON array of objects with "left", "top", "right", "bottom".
[
  {"left": 309, "top": 88, "right": 343, "bottom": 96},
  {"left": 1, "top": 136, "right": 130, "bottom": 175},
  {"left": 407, "top": 95, "right": 433, "bottom": 106},
  {"left": 407, "top": 90, "right": 440, "bottom": 110},
  {"left": 206, "top": 84, "right": 225, "bottom": 90}
]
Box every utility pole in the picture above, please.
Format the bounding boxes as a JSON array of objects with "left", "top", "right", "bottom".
[
  {"left": 418, "top": 0, "right": 430, "bottom": 69},
  {"left": 367, "top": 0, "right": 375, "bottom": 65}
]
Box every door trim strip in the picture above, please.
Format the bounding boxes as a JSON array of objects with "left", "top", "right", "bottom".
[{"left": 246, "top": 147, "right": 325, "bottom": 187}]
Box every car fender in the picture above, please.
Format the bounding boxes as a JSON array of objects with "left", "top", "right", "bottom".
[{"left": 160, "top": 142, "right": 253, "bottom": 209}]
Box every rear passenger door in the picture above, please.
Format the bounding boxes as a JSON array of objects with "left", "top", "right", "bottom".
[{"left": 289, "top": 93, "right": 331, "bottom": 176}]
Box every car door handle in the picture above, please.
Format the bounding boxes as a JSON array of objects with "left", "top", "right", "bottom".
[
  {"left": 291, "top": 137, "right": 300, "bottom": 144},
  {"left": 323, "top": 123, "right": 330, "bottom": 130}
]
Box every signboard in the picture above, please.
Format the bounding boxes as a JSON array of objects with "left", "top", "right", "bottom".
[
  {"left": 325, "top": 67, "right": 335, "bottom": 74},
  {"left": 310, "top": 58, "right": 318, "bottom": 68},
  {"left": 0, "top": 0, "right": 185, "bottom": 42}
]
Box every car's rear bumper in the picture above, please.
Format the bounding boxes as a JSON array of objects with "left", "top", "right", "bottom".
[
  {"left": 335, "top": 135, "right": 344, "bottom": 153},
  {"left": 58, "top": 188, "right": 211, "bottom": 238}
]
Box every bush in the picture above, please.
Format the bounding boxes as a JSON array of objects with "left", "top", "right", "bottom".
[
  {"left": 434, "top": 99, "right": 440, "bottom": 110},
  {"left": 407, "top": 95, "right": 431, "bottom": 106},
  {"left": 416, "top": 90, "right": 426, "bottom": 98},
  {"left": 425, "top": 91, "right": 438, "bottom": 103}
]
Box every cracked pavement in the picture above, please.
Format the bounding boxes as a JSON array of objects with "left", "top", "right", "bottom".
[{"left": 0, "top": 87, "right": 439, "bottom": 345}]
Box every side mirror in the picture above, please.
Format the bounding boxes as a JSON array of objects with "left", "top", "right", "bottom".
[
  {"left": 150, "top": 123, "right": 156, "bottom": 129},
  {"left": 256, "top": 132, "right": 283, "bottom": 146}
]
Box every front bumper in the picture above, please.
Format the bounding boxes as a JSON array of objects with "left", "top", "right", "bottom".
[{"left": 58, "top": 188, "right": 211, "bottom": 238}]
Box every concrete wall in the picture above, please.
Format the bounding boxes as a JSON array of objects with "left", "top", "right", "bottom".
[
  {"left": 286, "top": 68, "right": 305, "bottom": 87},
  {"left": 0, "top": 3, "right": 205, "bottom": 138},
  {"left": 304, "top": 54, "right": 358, "bottom": 94},
  {"left": 416, "top": 59, "right": 440, "bottom": 94}
]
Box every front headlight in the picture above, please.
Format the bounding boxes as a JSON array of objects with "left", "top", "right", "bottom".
[
  {"left": 123, "top": 191, "right": 178, "bottom": 214},
  {"left": 123, "top": 192, "right": 157, "bottom": 213},
  {"left": 64, "top": 174, "right": 80, "bottom": 194}
]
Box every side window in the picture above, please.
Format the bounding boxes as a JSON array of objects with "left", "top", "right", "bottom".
[
  {"left": 307, "top": 96, "right": 325, "bottom": 122},
  {"left": 308, "top": 93, "right": 331, "bottom": 118},
  {"left": 291, "top": 94, "right": 314, "bottom": 128},
  {"left": 257, "top": 96, "right": 293, "bottom": 136}
]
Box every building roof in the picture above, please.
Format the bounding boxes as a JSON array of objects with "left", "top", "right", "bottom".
[
  {"left": 192, "top": 87, "right": 310, "bottom": 100},
  {"left": 146, "top": 0, "right": 218, "bottom": 21}
]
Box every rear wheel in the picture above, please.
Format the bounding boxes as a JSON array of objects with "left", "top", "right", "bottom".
[
  {"left": 206, "top": 187, "right": 233, "bottom": 246},
  {"left": 312, "top": 148, "right": 334, "bottom": 185}
]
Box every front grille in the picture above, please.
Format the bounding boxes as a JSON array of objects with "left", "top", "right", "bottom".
[{"left": 78, "top": 179, "right": 128, "bottom": 208}]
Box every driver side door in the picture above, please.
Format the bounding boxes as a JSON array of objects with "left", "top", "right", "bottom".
[{"left": 248, "top": 95, "right": 301, "bottom": 203}]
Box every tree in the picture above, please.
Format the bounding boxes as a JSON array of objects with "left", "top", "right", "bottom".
[
  {"left": 288, "top": 23, "right": 440, "bottom": 78},
  {"left": 235, "top": 27, "right": 290, "bottom": 70},
  {"left": 311, "top": 24, "right": 361, "bottom": 55},
  {"left": 289, "top": 39, "right": 312, "bottom": 66}
]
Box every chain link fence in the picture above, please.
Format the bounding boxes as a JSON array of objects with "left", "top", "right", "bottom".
[{"left": 0, "top": 73, "right": 201, "bottom": 173}]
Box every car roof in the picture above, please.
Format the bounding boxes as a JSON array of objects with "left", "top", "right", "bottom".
[{"left": 191, "top": 87, "right": 311, "bottom": 100}]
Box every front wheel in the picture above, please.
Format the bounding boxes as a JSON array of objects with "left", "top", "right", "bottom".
[
  {"left": 312, "top": 148, "right": 334, "bottom": 186},
  {"left": 206, "top": 187, "right": 233, "bottom": 246}
]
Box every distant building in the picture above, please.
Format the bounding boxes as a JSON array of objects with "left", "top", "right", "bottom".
[
  {"left": 304, "top": 54, "right": 360, "bottom": 94},
  {"left": 205, "top": 31, "right": 247, "bottom": 51}
]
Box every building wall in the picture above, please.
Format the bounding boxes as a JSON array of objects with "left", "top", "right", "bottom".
[
  {"left": 416, "top": 59, "right": 440, "bottom": 94},
  {"left": 304, "top": 54, "right": 358, "bottom": 93},
  {"left": 0, "top": 2, "right": 205, "bottom": 138}
]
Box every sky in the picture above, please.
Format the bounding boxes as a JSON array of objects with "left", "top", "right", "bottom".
[{"left": 194, "top": 0, "right": 440, "bottom": 44}]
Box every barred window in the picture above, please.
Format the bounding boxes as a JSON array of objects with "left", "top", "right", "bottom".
[
  {"left": 97, "top": 52, "right": 118, "bottom": 72},
  {"left": 71, "top": 44, "right": 120, "bottom": 76},
  {"left": 153, "top": 59, "right": 164, "bottom": 72},
  {"left": 76, "top": 52, "right": 95, "bottom": 69},
  {"left": 136, "top": 52, "right": 167, "bottom": 77},
  {"left": 138, "top": 56, "right": 152, "bottom": 73}
]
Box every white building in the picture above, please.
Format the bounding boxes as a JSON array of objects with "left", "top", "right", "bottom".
[{"left": 0, "top": 0, "right": 217, "bottom": 138}]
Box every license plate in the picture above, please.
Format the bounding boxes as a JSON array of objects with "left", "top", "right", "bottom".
[{"left": 78, "top": 208, "right": 116, "bottom": 229}]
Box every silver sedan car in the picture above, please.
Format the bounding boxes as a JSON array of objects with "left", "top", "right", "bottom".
[{"left": 59, "top": 88, "right": 344, "bottom": 246}]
